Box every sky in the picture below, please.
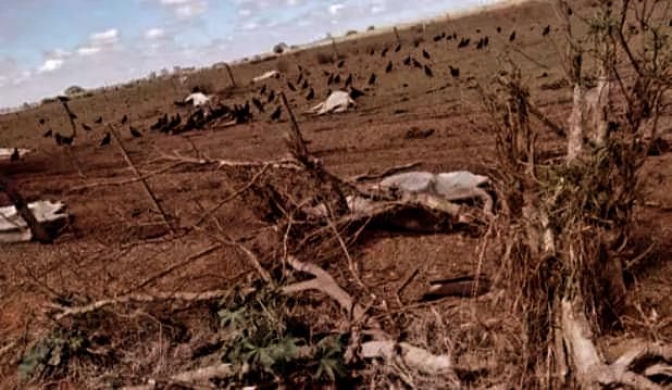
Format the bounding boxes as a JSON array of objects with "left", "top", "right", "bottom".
[{"left": 0, "top": 0, "right": 496, "bottom": 108}]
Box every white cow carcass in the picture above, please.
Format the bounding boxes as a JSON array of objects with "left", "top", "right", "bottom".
[
  {"left": 184, "top": 92, "right": 211, "bottom": 107},
  {"left": 0, "top": 200, "right": 69, "bottom": 243},
  {"left": 252, "top": 70, "right": 280, "bottom": 83},
  {"left": 307, "top": 90, "right": 356, "bottom": 116},
  {"left": 0, "top": 148, "right": 30, "bottom": 162},
  {"left": 303, "top": 170, "right": 494, "bottom": 219},
  {"left": 376, "top": 170, "right": 493, "bottom": 214}
]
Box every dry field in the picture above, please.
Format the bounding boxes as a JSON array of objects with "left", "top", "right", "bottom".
[{"left": 1, "top": 0, "right": 672, "bottom": 388}]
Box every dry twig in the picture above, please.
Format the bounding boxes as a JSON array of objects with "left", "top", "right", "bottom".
[{"left": 109, "top": 124, "right": 175, "bottom": 234}]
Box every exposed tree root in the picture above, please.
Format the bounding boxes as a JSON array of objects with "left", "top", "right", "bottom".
[{"left": 561, "top": 297, "right": 672, "bottom": 389}]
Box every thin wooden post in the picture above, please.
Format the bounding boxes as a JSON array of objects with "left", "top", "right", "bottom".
[
  {"left": 224, "top": 63, "right": 237, "bottom": 88},
  {"left": 393, "top": 26, "right": 401, "bottom": 44}
]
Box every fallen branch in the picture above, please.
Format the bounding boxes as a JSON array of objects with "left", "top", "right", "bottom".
[
  {"left": 109, "top": 124, "right": 174, "bottom": 235},
  {"left": 121, "top": 363, "right": 235, "bottom": 390},
  {"left": 48, "top": 287, "right": 237, "bottom": 321},
  {"left": 122, "top": 244, "right": 223, "bottom": 295},
  {"left": 282, "top": 255, "right": 366, "bottom": 322},
  {"left": 361, "top": 340, "right": 454, "bottom": 376},
  {"left": 67, "top": 162, "right": 186, "bottom": 193},
  {"left": 121, "top": 340, "right": 457, "bottom": 389},
  {"left": 155, "top": 149, "right": 301, "bottom": 171},
  {"left": 189, "top": 163, "right": 271, "bottom": 229}
]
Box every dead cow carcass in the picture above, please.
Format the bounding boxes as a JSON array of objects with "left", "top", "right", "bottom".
[
  {"left": 183, "top": 92, "right": 212, "bottom": 107},
  {"left": 252, "top": 70, "right": 280, "bottom": 83},
  {"left": 307, "top": 90, "right": 356, "bottom": 116},
  {"left": 0, "top": 200, "right": 69, "bottom": 243}
]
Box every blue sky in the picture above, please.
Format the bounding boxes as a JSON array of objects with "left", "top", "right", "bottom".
[{"left": 0, "top": 0, "right": 494, "bottom": 108}]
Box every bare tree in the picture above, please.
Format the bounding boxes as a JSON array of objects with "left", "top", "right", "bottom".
[{"left": 484, "top": 0, "right": 672, "bottom": 387}]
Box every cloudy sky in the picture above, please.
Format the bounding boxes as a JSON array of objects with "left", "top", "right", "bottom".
[{"left": 0, "top": 0, "right": 494, "bottom": 108}]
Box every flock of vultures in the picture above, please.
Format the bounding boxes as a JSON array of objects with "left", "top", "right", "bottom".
[{"left": 20, "top": 16, "right": 561, "bottom": 159}]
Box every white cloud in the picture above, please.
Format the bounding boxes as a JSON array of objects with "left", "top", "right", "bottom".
[
  {"left": 328, "top": 3, "right": 344, "bottom": 15},
  {"left": 90, "top": 28, "right": 119, "bottom": 45},
  {"left": 158, "top": 0, "right": 207, "bottom": 19},
  {"left": 371, "top": 4, "right": 385, "bottom": 14},
  {"left": 38, "top": 59, "right": 64, "bottom": 73},
  {"left": 145, "top": 27, "right": 166, "bottom": 40},
  {"left": 242, "top": 21, "right": 258, "bottom": 30},
  {"left": 238, "top": 8, "right": 252, "bottom": 16},
  {"left": 45, "top": 48, "right": 72, "bottom": 59},
  {"left": 77, "top": 46, "right": 102, "bottom": 56}
]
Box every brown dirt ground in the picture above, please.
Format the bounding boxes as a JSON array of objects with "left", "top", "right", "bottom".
[{"left": 1, "top": 0, "right": 672, "bottom": 387}]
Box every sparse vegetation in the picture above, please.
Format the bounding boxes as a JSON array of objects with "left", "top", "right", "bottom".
[{"left": 273, "top": 42, "right": 288, "bottom": 54}]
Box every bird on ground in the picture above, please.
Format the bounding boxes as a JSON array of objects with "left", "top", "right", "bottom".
[
  {"left": 476, "top": 39, "right": 484, "bottom": 50},
  {"left": 94, "top": 116, "right": 103, "bottom": 124},
  {"left": 386, "top": 61, "right": 393, "bottom": 73},
  {"left": 306, "top": 88, "right": 315, "bottom": 100},
  {"left": 422, "top": 49, "right": 431, "bottom": 59},
  {"left": 267, "top": 90, "right": 276, "bottom": 103},
  {"left": 337, "top": 60, "right": 345, "bottom": 68},
  {"left": 542, "top": 25, "right": 551, "bottom": 36},
  {"left": 100, "top": 132, "right": 111, "bottom": 146},
  {"left": 368, "top": 73, "right": 377, "bottom": 85},
  {"left": 82, "top": 123, "right": 92, "bottom": 131},
  {"left": 55, "top": 133, "right": 74, "bottom": 146},
  {"left": 121, "top": 115, "right": 128, "bottom": 124},
  {"left": 130, "top": 126, "right": 142, "bottom": 138},
  {"left": 403, "top": 56, "right": 412, "bottom": 66},
  {"left": 349, "top": 87, "right": 365, "bottom": 100},
  {"left": 301, "top": 79, "right": 309, "bottom": 90},
  {"left": 10, "top": 148, "right": 20, "bottom": 162},
  {"left": 270, "top": 106, "right": 282, "bottom": 121},
  {"left": 509, "top": 31, "right": 516, "bottom": 42},
  {"left": 496, "top": 26, "right": 502, "bottom": 33},
  {"left": 287, "top": 81, "right": 296, "bottom": 91},
  {"left": 252, "top": 97, "right": 265, "bottom": 113},
  {"left": 344, "top": 74, "right": 353, "bottom": 87},
  {"left": 381, "top": 47, "right": 389, "bottom": 57},
  {"left": 449, "top": 65, "right": 460, "bottom": 78},
  {"left": 39, "top": 118, "right": 46, "bottom": 125},
  {"left": 333, "top": 74, "right": 341, "bottom": 84},
  {"left": 43, "top": 129, "right": 53, "bottom": 138},
  {"left": 424, "top": 65, "right": 434, "bottom": 77}
]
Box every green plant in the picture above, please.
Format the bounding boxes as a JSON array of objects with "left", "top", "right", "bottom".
[
  {"left": 18, "top": 330, "right": 90, "bottom": 381},
  {"left": 216, "top": 287, "right": 348, "bottom": 386}
]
